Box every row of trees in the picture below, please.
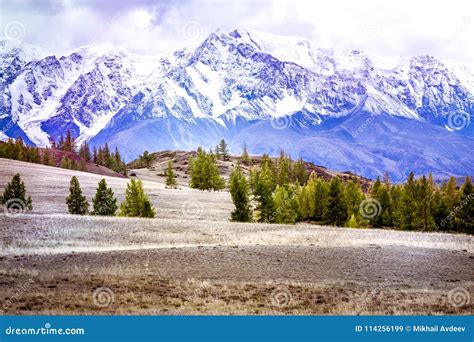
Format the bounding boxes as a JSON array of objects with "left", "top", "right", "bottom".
[
  {"left": 0, "top": 136, "right": 126, "bottom": 174},
  {"left": 79, "top": 141, "right": 126, "bottom": 174},
  {"left": 229, "top": 156, "right": 473, "bottom": 234},
  {"left": 0, "top": 173, "right": 155, "bottom": 218},
  {"left": 66, "top": 177, "right": 155, "bottom": 218}
]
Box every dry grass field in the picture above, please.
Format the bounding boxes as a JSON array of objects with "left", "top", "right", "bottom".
[{"left": 0, "top": 158, "right": 473, "bottom": 315}]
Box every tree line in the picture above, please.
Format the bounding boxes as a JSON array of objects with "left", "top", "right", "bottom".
[
  {"left": 228, "top": 153, "right": 473, "bottom": 234},
  {"left": 0, "top": 133, "right": 126, "bottom": 174}
]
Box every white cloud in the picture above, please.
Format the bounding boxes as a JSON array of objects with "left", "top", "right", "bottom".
[{"left": 0, "top": 0, "right": 472, "bottom": 62}]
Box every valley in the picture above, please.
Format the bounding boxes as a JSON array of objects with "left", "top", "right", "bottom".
[{"left": 0, "top": 159, "right": 472, "bottom": 314}]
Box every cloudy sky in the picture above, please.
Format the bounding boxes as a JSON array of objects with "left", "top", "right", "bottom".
[{"left": 0, "top": 0, "right": 473, "bottom": 62}]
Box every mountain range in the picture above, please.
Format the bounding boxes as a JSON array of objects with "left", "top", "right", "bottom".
[{"left": 1, "top": 28, "right": 473, "bottom": 181}]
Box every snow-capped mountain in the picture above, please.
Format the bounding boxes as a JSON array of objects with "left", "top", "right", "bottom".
[{"left": 1, "top": 28, "right": 473, "bottom": 181}]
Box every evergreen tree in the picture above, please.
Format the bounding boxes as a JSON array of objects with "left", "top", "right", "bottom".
[
  {"left": 276, "top": 150, "right": 291, "bottom": 186},
  {"left": 292, "top": 158, "right": 308, "bottom": 185},
  {"left": 79, "top": 142, "right": 91, "bottom": 161},
  {"left": 253, "top": 161, "right": 276, "bottom": 222},
  {"left": 370, "top": 177, "right": 392, "bottom": 227},
  {"left": 0, "top": 173, "right": 33, "bottom": 212},
  {"left": 396, "top": 172, "right": 417, "bottom": 230},
  {"left": 189, "top": 148, "right": 224, "bottom": 191},
  {"left": 139, "top": 150, "right": 154, "bottom": 168},
  {"left": 60, "top": 156, "right": 75, "bottom": 170},
  {"left": 343, "top": 179, "right": 365, "bottom": 226},
  {"left": 91, "top": 179, "right": 117, "bottom": 216},
  {"left": 165, "top": 160, "right": 178, "bottom": 189},
  {"left": 93, "top": 146, "right": 98, "bottom": 164},
  {"left": 431, "top": 189, "right": 449, "bottom": 230},
  {"left": 241, "top": 144, "right": 251, "bottom": 165},
  {"left": 66, "top": 176, "right": 88, "bottom": 215},
  {"left": 64, "top": 129, "right": 76, "bottom": 152},
  {"left": 119, "top": 179, "right": 155, "bottom": 218},
  {"left": 457, "top": 177, "right": 474, "bottom": 233},
  {"left": 298, "top": 180, "right": 316, "bottom": 221},
  {"left": 413, "top": 175, "right": 436, "bottom": 231},
  {"left": 218, "top": 139, "right": 229, "bottom": 160},
  {"left": 229, "top": 164, "right": 253, "bottom": 222},
  {"left": 273, "top": 185, "right": 300, "bottom": 224},
  {"left": 42, "top": 148, "right": 56, "bottom": 166},
  {"left": 323, "top": 177, "right": 347, "bottom": 226},
  {"left": 313, "top": 178, "right": 329, "bottom": 222}
]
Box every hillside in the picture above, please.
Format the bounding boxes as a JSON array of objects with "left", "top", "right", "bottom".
[
  {"left": 127, "top": 150, "right": 373, "bottom": 190},
  {"left": 0, "top": 141, "right": 127, "bottom": 179}
]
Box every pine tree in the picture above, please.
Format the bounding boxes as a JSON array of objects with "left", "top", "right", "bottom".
[
  {"left": 189, "top": 148, "right": 224, "bottom": 191},
  {"left": 343, "top": 179, "right": 365, "bottom": 226},
  {"left": 119, "top": 179, "right": 155, "bottom": 218},
  {"left": 396, "top": 172, "right": 417, "bottom": 230},
  {"left": 66, "top": 176, "right": 88, "bottom": 215},
  {"left": 292, "top": 158, "right": 308, "bottom": 185},
  {"left": 165, "top": 160, "right": 178, "bottom": 189},
  {"left": 93, "top": 146, "right": 98, "bottom": 164},
  {"left": 313, "top": 178, "right": 329, "bottom": 222},
  {"left": 457, "top": 177, "right": 473, "bottom": 233},
  {"left": 91, "top": 179, "right": 117, "bottom": 216},
  {"left": 323, "top": 177, "right": 347, "bottom": 226},
  {"left": 42, "top": 148, "right": 56, "bottom": 166},
  {"left": 273, "top": 185, "right": 300, "bottom": 224},
  {"left": 431, "top": 189, "right": 449, "bottom": 230},
  {"left": 298, "top": 180, "right": 316, "bottom": 221},
  {"left": 139, "top": 150, "right": 154, "bottom": 168},
  {"left": 276, "top": 150, "right": 291, "bottom": 186},
  {"left": 79, "top": 142, "right": 91, "bottom": 161},
  {"left": 0, "top": 173, "right": 33, "bottom": 212},
  {"left": 64, "top": 129, "right": 76, "bottom": 152},
  {"left": 229, "top": 164, "right": 252, "bottom": 222},
  {"left": 241, "top": 144, "right": 251, "bottom": 165},
  {"left": 253, "top": 161, "right": 276, "bottom": 222},
  {"left": 60, "top": 156, "right": 74, "bottom": 170},
  {"left": 218, "top": 139, "right": 229, "bottom": 160},
  {"left": 413, "top": 175, "right": 436, "bottom": 231}
]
